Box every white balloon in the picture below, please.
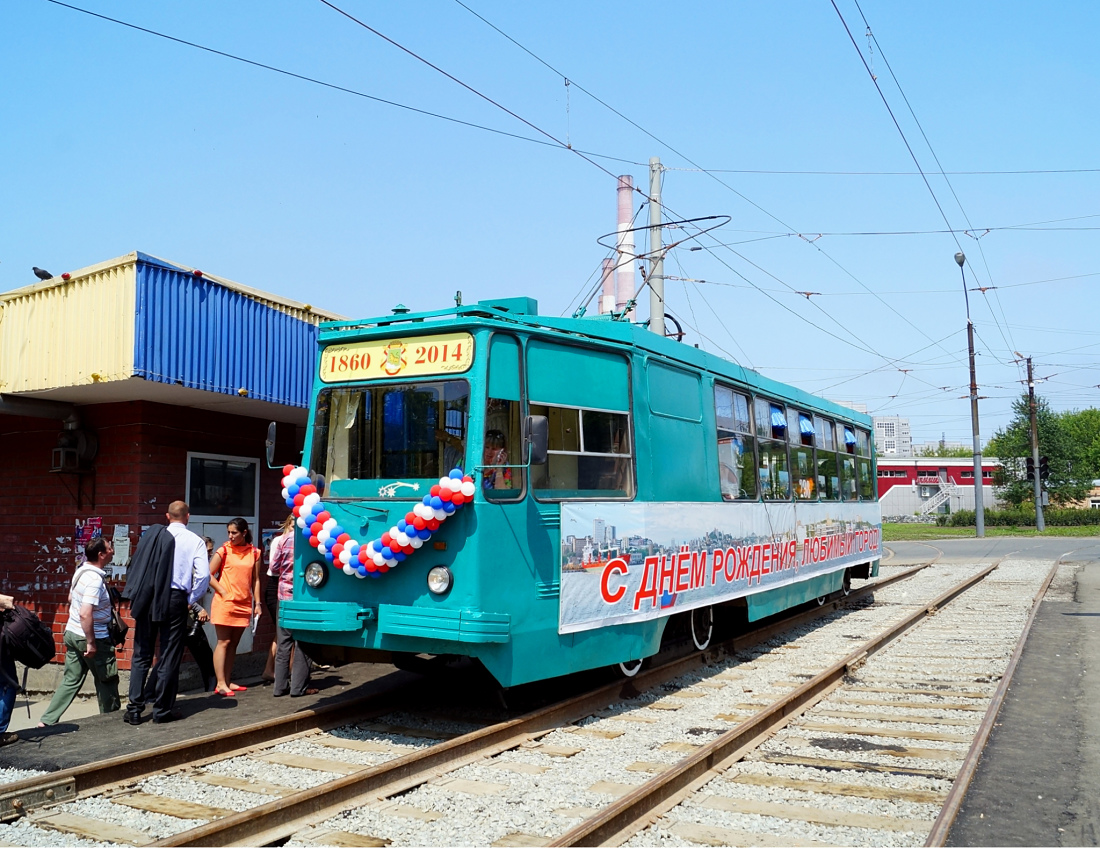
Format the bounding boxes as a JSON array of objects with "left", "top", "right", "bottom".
[
  {"left": 409, "top": 537, "right": 423, "bottom": 549},
  {"left": 346, "top": 541, "right": 359, "bottom": 555},
  {"left": 317, "top": 530, "right": 331, "bottom": 545},
  {"left": 296, "top": 516, "right": 307, "bottom": 529},
  {"left": 322, "top": 518, "right": 337, "bottom": 531},
  {"left": 447, "top": 477, "right": 462, "bottom": 492},
  {"left": 439, "top": 476, "right": 451, "bottom": 488},
  {"left": 339, "top": 549, "right": 352, "bottom": 564},
  {"left": 395, "top": 532, "right": 409, "bottom": 547},
  {"left": 281, "top": 487, "right": 290, "bottom": 500},
  {"left": 373, "top": 553, "right": 386, "bottom": 566},
  {"left": 303, "top": 493, "right": 320, "bottom": 507},
  {"left": 460, "top": 481, "right": 476, "bottom": 497},
  {"left": 355, "top": 570, "right": 366, "bottom": 579},
  {"left": 433, "top": 508, "right": 447, "bottom": 521},
  {"left": 342, "top": 564, "right": 354, "bottom": 576}
]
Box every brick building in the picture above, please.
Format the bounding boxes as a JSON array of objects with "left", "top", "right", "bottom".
[{"left": 0, "top": 252, "right": 342, "bottom": 674}]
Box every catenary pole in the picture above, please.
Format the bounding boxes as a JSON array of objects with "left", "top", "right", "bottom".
[
  {"left": 956, "top": 252, "right": 985, "bottom": 537},
  {"left": 648, "top": 157, "right": 665, "bottom": 337},
  {"left": 1027, "top": 357, "right": 1046, "bottom": 531}
]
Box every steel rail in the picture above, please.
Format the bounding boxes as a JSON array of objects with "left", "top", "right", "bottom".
[
  {"left": 0, "top": 680, "right": 415, "bottom": 821},
  {"left": 153, "top": 565, "right": 927, "bottom": 847},
  {"left": 549, "top": 560, "right": 999, "bottom": 847},
  {"left": 924, "top": 559, "right": 1061, "bottom": 846}
]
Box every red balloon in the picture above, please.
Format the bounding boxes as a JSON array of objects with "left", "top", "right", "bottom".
[
  {"left": 452, "top": 492, "right": 465, "bottom": 506},
  {"left": 405, "top": 512, "right": 417, "bottom": 525},
  {"left": 310, "top": 522, "right": 323, "bottom": 535},
  {"left": 299, "top": 484, "right": 316, "bottom": 496},
  {"left": 438, "top": 487, "right": 452, "bottom": 502},
  {"left": 316, "top": 511, "right": 331, "bottom": 524},
  {"left": 309, "top": 536, "right": 320, "bottom": 547},
  {"left": 412, "top": 516, "right": 426, "bottom": 530},
  {"left": 365, "top": 562, "right": 376, "bottom": 572},
  {"left": 430, "top": 485, "right": 441, "bottom": 497},
  {"left": 402, "top": 545, "right": 414, "bottom": 555},
  {"left": 292, "top": 506, "right": 301, "bottom": 518},
  {"left": 426, "top": 518, "right": 440, "bottom": 531},
  {"left": 388, "top": 539, "right": 401, "bottom": 553},
  {"left": 378, "top": 564, "right": 389, "bottom": 573},
  {"left": 358, "top": 548, "right": 370, "bottom": 563},
  {"left": 283, "top": 464, "right": 295, "bottom": 476},
  {"left": 331, "top": 543, "right": 343, "bottom": 558},
  {"left": 293, "top": 493, "right": 305, "bottom": 506},
  {"left": 381, "top": 533, "right": 392, "bottom": 546},
  {"left": 337, "top": 533, "right": 351, "bottom": 545},
  {"left": 463, "top": 475, "right": 473, "bottom": 484}
]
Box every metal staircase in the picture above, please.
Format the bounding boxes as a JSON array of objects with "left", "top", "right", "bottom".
[{"left": 919, "top": 479, "right": 960, "bottom": 515}]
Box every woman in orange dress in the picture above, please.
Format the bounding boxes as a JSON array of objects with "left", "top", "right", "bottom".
[{"left": 209, "top": 517, "right": 263, "bottom": 696}]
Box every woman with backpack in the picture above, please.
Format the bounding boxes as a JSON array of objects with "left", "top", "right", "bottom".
[{"left": 209, "top": 517, "right": 262, "bottom": 696}]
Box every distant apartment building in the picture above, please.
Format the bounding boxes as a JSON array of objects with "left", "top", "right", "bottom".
[
  {"left": 873, "top": 415, "right": 913, "bottom": 457},
  {"left": 912, "top": 440, "right": 970, "bottom": 456}
]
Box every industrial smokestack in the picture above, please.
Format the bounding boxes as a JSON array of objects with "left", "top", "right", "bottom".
[
  {"left": 599, "top": 258, "right": 615, "bottom": 315},
  {"left": 615, "top": 175, "right": 635, "bottom": 317}
]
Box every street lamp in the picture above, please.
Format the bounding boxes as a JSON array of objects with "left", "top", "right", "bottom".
[{"left": 956, "top": 251, "right": 985, "bottom": 537}]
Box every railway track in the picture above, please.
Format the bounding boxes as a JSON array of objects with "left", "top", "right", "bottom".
[{"left": 2, "top": 555, "right": 1055, "bottom": 848}]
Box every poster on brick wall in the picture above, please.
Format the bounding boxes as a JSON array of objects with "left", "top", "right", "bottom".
[
  {"left": 112, "top": 524, "right": 131, "bottom": 577},
  {"left": 74, "top": 517, "right": 102, "bottom": 565}
]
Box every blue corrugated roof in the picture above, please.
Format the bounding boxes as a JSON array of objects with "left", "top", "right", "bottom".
[{"left": 133, "top": 255, "right": 318, "bottom": 407}]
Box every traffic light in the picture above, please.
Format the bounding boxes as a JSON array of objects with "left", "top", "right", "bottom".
[
  {"left": 1025, "top": 457, "right": 1035, "bottom": 481},
  {"left": 1039, "top": 456, "right": 1050, "bottom": 481}
]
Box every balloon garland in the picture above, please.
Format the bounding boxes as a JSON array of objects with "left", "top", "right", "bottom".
[{"left": 280, "top": 464, "right": 476, "bottom": 579}]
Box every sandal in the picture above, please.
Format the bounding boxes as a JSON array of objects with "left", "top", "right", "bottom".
[
  {"left": 229, "top": 684, "right": 247, "bottom": 691},
  {"left": 214, "top": 688, "right": 236, "bottom": 697},
  {"left": 290, "top": 687, "right": 320, "bottom": 697}
]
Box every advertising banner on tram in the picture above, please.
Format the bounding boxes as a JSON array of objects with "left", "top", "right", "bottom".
[{"left": 558, "top": 502, "right": 881, "bottom": 634}]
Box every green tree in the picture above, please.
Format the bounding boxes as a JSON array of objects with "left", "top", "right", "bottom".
[
  {"left": 986, "top": 395, "right": 1095, "bottom": 506},
  {"left": 914, "top": 444, "right": 972, "bottom": 458}
]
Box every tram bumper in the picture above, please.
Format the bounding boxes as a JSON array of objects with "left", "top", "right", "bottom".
[{"left": 279, "top": 600, "right": 511, "bottom": 644}]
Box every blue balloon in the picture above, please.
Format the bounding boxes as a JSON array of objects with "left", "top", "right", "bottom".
[
  {"left": 295, "top": 476, "right": 310, "bottom": 488},
  {"left": 430, "top": 496, "right": 443, "bottom": 510},
  {"left": 332, "top": 526, "right": 344, "bottom": 539},
  {"left": 394, "top": 551, "right": 406, "bottom": 561},
  {"left": 450, "top": 468, "right": 463, "bottom": 479},
  {"left": 288, "top": 483, "right": 300, "bottom": 497},
  {"left": 418, "top": 527, "right": 432, "bottom": 540},
  {"left": 301, "top": 527, "right": 312, "bottom": 538},
  {"left": 380, "top": 547, "right": 393, "bottom": 560},
  {"left": 356, "top": 565, "right": 367, "bottom": 576},
  {"left": 397, "top": 520, "right": 408, "bottom": 533},
  {"left": 442, "top": 501, "right": 456, "bottom": 514},
  {"left": 423, "top": 495, "right": 432, "bottom": 506},
  {"left": 368, "top": 570, "right": 381, "bottom": 579},
  {"left": 324, "top": 551, "right": 334, "bottom": 562}
]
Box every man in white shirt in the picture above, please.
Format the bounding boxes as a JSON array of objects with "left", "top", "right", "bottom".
[
  {"left": 37, "top": 538, "right": 121, "bottom": 726},
  {"left": 125, "top": 501, "right": 210, "bottom": 724}
]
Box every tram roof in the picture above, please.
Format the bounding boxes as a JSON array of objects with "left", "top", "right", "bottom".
[{"left": 319, "top": 298, "right": 872, "bottom": 428}]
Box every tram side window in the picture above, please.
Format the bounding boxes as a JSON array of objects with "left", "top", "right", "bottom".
[
  {"left": 856, "top": 427, "right": 875, "bottom": 500},
  {"left": 815, "top": 416, "right": 840, "bottom": 501},
  {"left": 755, "top": 399, "right": 789, "bottom": 500},
  {"left": 482, "top": 333, "right": 524, "bottom": 500},
  {"left": 790, "top": 411, "right": 816, "bottom": 500},
  {"left": 529, "top": 404, "right": 633, "bottom": 499},
  {"left": 714, "top": 385, "right": 756, "bottom": 500}
]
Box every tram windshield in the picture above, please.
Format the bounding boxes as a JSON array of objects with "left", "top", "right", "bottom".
[{"left": 311, "top": 381, "right": 470, "bottom": 484}]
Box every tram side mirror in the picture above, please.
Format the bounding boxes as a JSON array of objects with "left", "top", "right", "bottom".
[
  {"left": 524, "top": 415, "right": 548, "bottom": 466},
  {"left": 265, "top": 421, "right": 277, "bottom": 468}
]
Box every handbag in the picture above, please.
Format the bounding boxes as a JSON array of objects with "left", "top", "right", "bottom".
[{"left": 106, "top": 585, "right": 128, "bottom": 648}]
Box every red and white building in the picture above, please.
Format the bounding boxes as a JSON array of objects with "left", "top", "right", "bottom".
[{"left": 877, "top": 457, "right": 1000, "bottom": 517}]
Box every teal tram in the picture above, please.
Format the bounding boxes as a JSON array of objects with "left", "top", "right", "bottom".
[{"left": 277, "top": 297, "right": 882, "bottom": 687}]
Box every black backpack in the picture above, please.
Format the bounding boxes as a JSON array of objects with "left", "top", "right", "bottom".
[{"left": 1, "top": 605, "right": 56, "bottom": 669}]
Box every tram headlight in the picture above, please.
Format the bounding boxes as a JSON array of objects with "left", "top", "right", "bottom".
[
  {"left": 427, "top": 566, "right": 453, "bottom": 595},
  {"left": 304, "top": 561, "right": 328, "bottom": 590}
]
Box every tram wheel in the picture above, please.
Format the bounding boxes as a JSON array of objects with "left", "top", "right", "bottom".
[
  {"left": 690, "top": 606, "right": 714, "bottom": 651},
  {"left": 816, "top": 594, "right": 827, "bottom": 606},
  {"left": 618, "top": 658, "right": 644, "bottom": 678},
  {"left": 842, "top": 568, "right": 853, "bottom": 596}
]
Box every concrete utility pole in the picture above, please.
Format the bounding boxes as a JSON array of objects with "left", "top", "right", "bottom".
[
  {"left": 648, "top": 157, "right": 665, "bottom": 337},
  {"left": 1027, "top": 356, "right": 1046, "bottom": 531},
  {"left": 956, "top": 251, "right": 985, "bottom": 537}
]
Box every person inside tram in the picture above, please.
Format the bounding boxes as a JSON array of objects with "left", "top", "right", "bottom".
[{"left": 481, "top": 430, "right": 512, "bottom": 490}]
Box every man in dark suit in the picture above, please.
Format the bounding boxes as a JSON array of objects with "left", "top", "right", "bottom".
[{"left": 122, "top": 501, "right": 209, "bottom": 724}]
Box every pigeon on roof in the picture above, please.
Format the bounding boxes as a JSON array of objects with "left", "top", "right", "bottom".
[{"left": 32, "top": 267, "right": 53, "bottom": 281}]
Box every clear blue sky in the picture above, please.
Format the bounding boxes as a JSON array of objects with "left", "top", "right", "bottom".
[{"left": 3, "top": 0, "right": 1098, "bottom": 448}]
